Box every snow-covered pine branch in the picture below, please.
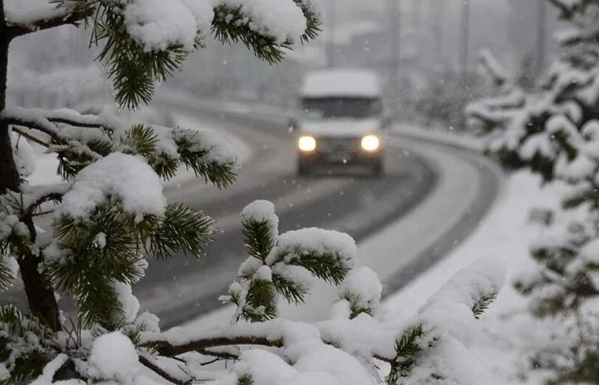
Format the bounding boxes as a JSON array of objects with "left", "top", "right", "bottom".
[
  {"left": 2, "top": 106, "right": 240, "bottom": 186},
  {"left": 227, "top": 201, "right": 358, "bottom": 322},
  {"left": 134, "top": 254, "right": 505, "bottom": 385}
]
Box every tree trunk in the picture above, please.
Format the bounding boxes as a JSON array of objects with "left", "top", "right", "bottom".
[{"left": 0, "top": 2, "right": 60, "bottom": 331}]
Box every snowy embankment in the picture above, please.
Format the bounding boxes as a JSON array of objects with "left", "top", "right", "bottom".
[
  {"left": 386, "top": 125, "right": 559, "bottom": 385},
  {"left": 384, "top": 171, "right": 558, "bottom": 385},
  {"left": 27, "top": 110, "right": 253, "bottom": 188}
]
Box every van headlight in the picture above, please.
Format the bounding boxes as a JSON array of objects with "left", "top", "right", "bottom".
[
  {"left": 298, "top": 136, "right": 317, "bottom": 152},
  {"left": 361, "top": 135, "right": 380, "bottom": 151}
]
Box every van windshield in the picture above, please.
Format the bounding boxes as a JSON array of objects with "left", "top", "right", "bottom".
[{"left": 301, "top": 97, "right": 382, "bottom": 120}]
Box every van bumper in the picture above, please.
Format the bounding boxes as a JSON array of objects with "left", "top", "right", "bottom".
[{"left": 298, "top": 149, "right": 382, "bottom": 166}]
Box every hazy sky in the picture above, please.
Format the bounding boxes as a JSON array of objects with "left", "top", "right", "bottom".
[{"left": 307, "top": 0, "right": 517, "bottom": 69}]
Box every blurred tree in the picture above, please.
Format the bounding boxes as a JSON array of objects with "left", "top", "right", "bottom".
[
  {"left": 468, "top": 1, "right": 599, "bottom": 383},
  {"left": 415, "top": 69, "right": 484, "bottom": 130},
  {"left": 517, "top": 52, "right": 538, "bottom": 91}
]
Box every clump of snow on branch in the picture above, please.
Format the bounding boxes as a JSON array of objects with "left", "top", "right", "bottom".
[
  {"left": 337, "top": 266, "right": 382, "bottom": 317},
  {"left": 88, "top": 332, "right": 139, "bottom": 384},
  {"left": 124, "top": 0, "right": 205, "bottom": 51},
  {"left": 268, "top": 228, "right": 357, "bottom": 269},
  {"left": 112, "top": 281, "right": 141, "bottom": 324},
  {"left": 241, "top": 200, "right": 279, "bottom": 233},
  {"left": 58, "top": 153, "right": 165, "bottom": 220},
  {"left": 216, "top": 0, "right": 307, "bottom": 44},
  {"left": 172, "top": 127, "right": 242, "bottom": 171}
]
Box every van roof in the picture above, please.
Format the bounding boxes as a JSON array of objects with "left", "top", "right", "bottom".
[{"left": 300, "top": 68, "right": 381, "bottom": 98}]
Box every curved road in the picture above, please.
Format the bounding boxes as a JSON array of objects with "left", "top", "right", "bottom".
[{"left": 138, "top": 97, "right": 503, "bottom": 328}]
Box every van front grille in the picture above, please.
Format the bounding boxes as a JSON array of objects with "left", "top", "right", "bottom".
[{"left": 317, "top": 137, "right": 360, "bottom": 152}]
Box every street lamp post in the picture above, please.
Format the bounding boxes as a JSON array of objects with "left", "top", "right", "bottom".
[
  {"left": 432, "top": 0, "right": 444, "bottom": 73},
  {"left": 460, "top": 0, "right": 470, "bottom": 80},
  {"left": 389, "top": 0, "right": 401, "bottom": 107},
  {"left": 536, "top": 0, "right": 546, "bottom": 73},
  {"left": 326, "top": 0, "right": 336, "bottom": 67}
]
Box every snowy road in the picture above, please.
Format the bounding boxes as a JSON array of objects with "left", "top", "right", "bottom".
[{"left": 134, "top": 97, "right": 503, "bottom": 328}]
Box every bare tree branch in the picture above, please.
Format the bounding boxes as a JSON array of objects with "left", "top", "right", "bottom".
[
  {"left": 12, "top": 127, "right": 51, "bottom": 148},
  {"left": 1, "top": 113, "right": 104, "bottom": 161},
  {"left": 4, "top": 105, "right": 114, "bottom": 130},
  {"left": 1, "top": 114, "right": 59, "bottom": 137},
  {"left": 373, "top": 353, "right": 396, "bottom": 365},
  {"left": 144, "top": 331, "right": 398, "bottom": 365},
  {"left": 148, "top": 335, "right": 280, "bottom": 358},
  {"left": 198, "top": 348, "right": 239, "bottom": 361},
  {"left": 49, "top": 116, "right": 110, "bottom": 130},
  {"left": 25, "top": 189, "right": 68, "bottom": 218}
]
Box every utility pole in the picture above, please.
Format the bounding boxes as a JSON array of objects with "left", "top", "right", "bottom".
[
  {"left": 325, "top": 0, "right": 336, "bottom": 67},
  {"left": 536, "top": 0, "right": 546, "bottom": 73},
  {"left": 389, "top": 0, "right": 401, "bottom": 109},
  {"left": 459, "top": 0, "right": 470, "bottom": 80},
  {"left": 432, "top": 0, "right": 444, "bottom": 73}
]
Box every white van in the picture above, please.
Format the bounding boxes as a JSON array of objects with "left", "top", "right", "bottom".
[{"left": 292, "top": 68, "right": 388, "bottom": 177}]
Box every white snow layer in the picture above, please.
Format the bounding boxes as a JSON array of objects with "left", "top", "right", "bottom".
[
  {"left": 268, "top": 228, "right": 357, "bottom": 271},
  {"left": 241, "top": 200, "right": 279, "bottom": 236},
  {"left": 88, "top": 332, "right": 139, "bottom": 384},
  {"left": 124, "top": 0, "right": 203, "bottom": 51},
  {"left": 338, "top": 266, "right": 382, "bottom": 314},
  {"left": 421, "top": 256, "right": 506, "bottom": 315},
  {"left": 59, "top": 153, "right": 165, "bottom": 220},
  {"left": 113, "top": 281, "right": 141, "bottom": 324},
  {"left": 4, "top": 0, "right": 63, "bottom": 26}
]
